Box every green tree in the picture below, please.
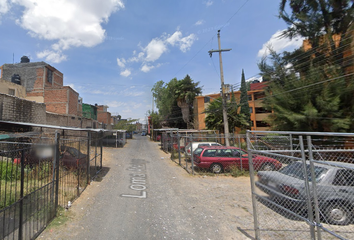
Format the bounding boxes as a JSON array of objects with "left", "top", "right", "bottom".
[
  {"left": 114, "top": 118, "right": 138, "bottom": 132},
  {"left": 204, "top": 97, "right": 248, "bottom": 133},
  {"left": 279, "top": 0, "right": 354, "bottom": 73},
  {"left": 151, "top": 75, "right": 202, "bottom": 129},
  {"left": 260, "top": 50, "right": 353, "bottom": 132},
  {"left": 239, "top": 69, "right": 251, "bottom": 129}
]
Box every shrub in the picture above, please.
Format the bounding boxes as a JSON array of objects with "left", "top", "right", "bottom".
[
  {"left": 228, "top": 165, "right": 248, "bottom": 178},
  {"left": 0, "top": 161, "right": 21, "bottom": 181}
]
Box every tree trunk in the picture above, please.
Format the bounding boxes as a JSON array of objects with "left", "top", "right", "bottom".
[{"left": 177, "top": 99, "right": 191, "bottom": 128}]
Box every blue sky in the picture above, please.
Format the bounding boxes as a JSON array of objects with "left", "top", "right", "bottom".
[{"left": 0, "top": 0, "right": 302, "bottom": 123}]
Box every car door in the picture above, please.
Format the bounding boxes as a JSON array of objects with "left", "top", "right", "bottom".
[
  {"left": 215, "top": 149, "right": 233, "bottom": 169},
  {"left": 234, "top": 149, "right": 249, "bottom": 170},
  {"left": 331, "top": 169, "right": 354, "bottom": 203}
]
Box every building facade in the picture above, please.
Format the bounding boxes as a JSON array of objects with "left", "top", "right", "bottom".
[
  {"left": 193, "top": 82, "right": 271, "bottom": 132},
  {"left": 0, "top": 57, "right": 81, "bottom": 116}
]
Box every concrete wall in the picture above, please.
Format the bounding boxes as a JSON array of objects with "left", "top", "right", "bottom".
[
  {"left": 0, "top": 78, "right": 27, "bottom": 98},
  {"left": 0, "top": 93, "right": 46, "bottom": 123}
]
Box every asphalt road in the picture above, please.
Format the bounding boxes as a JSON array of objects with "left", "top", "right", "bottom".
[{"left": 40, "top": 135, "right": 250, "bottom": 240}]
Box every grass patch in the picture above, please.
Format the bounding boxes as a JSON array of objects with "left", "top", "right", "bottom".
[
  {"left": 47, "top": 206, "right": 72, "bottom": 228},
  {"left": 227, "top": 165, "right": 249, "bottom": 178}
]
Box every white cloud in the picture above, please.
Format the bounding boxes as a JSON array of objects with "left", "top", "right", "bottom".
[
  {"left": 0, "top": 0, "right": 10, "bottom": 15},
  {"left": 117, "top": 58, "right": 126, "bottom": 68},
  {"left": 120, "top": 69, "right": 131, "bottom": 77},
  {"left": 179, "top": 34, "right": 197, "bottom": 52},
  {"left": 195, "top": 20, "right": 204, "bottom": 26},
  {"left": 141, "top": 64, "right": 154, "bottom": 73},
  {"left": 205, "top": 0, "right": 213, "bottom": 7},
  {"left": 108, "top": 101, "right": 127, "bottom": 108},
  {"left": 36, "top": 50, "right": 67, "bottom": 63},
  {"left": 117, "top": 30, "right": 197, "bottom": 73},
  {"left": 258, "top": 30, "right": 304, "bottom": 57},
  {"left": 124, "top": 91, "right": 144, "bottom": 97},
  {"left": 13, "top": 0, "right": 124, "bottom": 63},
  {"left": 144, "top": 38, "right": 167, "bottom": 62}
]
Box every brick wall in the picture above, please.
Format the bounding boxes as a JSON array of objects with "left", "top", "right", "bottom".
[
  {"left": 66, "top": 86, "right": 79, "bottom": 115},
  {"left": 44, "top": 88, "right": 68, "bottom": 114},
  {"left": 0, "top": 93, "right": 46, "bottom": 123}
]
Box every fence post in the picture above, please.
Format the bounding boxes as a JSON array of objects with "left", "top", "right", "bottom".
[
  {"left": 54, "top": 132, "right": 60, "bottom": 214},
  {"left": 290, "top": 133, "right": 294, "bottom": 157},
  {"left": 177, "top": 133, "right": 181, "bottom": 166},
  {"left": 190, "top": 135, "right": 194, "bottom": 175},
  {"left": 247, "top": 131, "right": 260, "bottom": 240},
  {"left": 18, "top": 149, "right": 25, "bottom": 240},
  {"left": 238, "top": 135, "right": 243, "bottom": 170},
  {"left": 77, "top": 140, "right": 81, "bottom": 196},
  {"left": 100, "top": 132, "right": 103, "bottom": 169},
  {"left": 87, "top": 131, "right": 91, "bottom": 184},
  {"left": 299, "top": 136, "right": 316, "bottom": 240},
  {"left": 307, "top": 136, "right": 322, "bottom": 240}
]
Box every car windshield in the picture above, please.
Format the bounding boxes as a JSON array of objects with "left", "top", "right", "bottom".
[
  {"left": 280, "top": 162, "right": 328, "bottom": 182},
  {"left": 194, "top": 148, "right": 204, "bottom": 156}
]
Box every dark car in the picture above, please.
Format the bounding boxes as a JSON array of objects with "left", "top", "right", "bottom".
[
  {"left": 256, "top": 161, "right": 354, "bottom": 225},
  {"left": 193, "top": 146, "right": 282, "bottom": 174},
  {"left": 60, "top": 146, "right": 87, "bottom": 169}
]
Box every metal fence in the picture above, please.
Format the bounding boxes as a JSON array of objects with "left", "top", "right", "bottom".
[
  {"left": 160, "top": 132, "right": 248, "bottom": 175},
  {"left": 0, "top": 131, "right": 103, "bottom": 240},
  {"left": 247, "top": 131, "right": 354, "bottom": 240}
]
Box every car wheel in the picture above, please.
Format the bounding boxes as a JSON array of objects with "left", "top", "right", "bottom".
[
  {"left": 325, "top": 203, "right": 352, "bottom": 225},
  {"left": 261, "top": 163, "right": 275, "bottom": 171},
  {"left": 210, "top": 163, "right": 223, "bottom": 174}
]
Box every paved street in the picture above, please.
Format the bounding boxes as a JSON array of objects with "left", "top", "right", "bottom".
[{"left": 40, "top": 135, "right": 253, "bottom": 240}]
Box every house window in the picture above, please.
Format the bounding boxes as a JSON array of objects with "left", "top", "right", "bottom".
[
  {"left": 204, "top": 97, "right": 210, "bottom": 103},
  {"left": 8, "top": 89, "right": 15, "bottom": 96},
  {"left": 247, "top": 95, "right": 252, "bottom": 101},
  {"left": 255, "top": 107, "right": 272, "bottom": 114},
  {"left": 249, "top": 107, "right": 253, "bottom": 113},
  {"left": 47, "top": 69, "right": 53, "bottom": 83}
]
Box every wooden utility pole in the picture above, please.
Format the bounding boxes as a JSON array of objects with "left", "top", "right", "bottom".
[{"left": 208, "top": 30, "right": 232, "bottom": 146}]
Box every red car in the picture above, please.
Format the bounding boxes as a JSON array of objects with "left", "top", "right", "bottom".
[{"left": 193, "top": 146, "right": 282, "bottom": 173}]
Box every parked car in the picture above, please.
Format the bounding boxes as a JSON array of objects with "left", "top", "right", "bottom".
[
  {"left": 60, "top": 146, "right": 87, "bottom": 169},
  {"left": 193, "top": 146, "right": 282, "bottom": 173},
  {"left": 256, "top": 161, "right": 354, "bottom": 225},
  {"left": 185, "top": 142, "right": 222, "bottom": 159},
  {"left": 141, "top": 131, "right": 146, "bottom": 136}
]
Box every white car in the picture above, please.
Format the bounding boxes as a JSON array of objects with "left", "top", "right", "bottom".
[{"left": 185, "top": 142, "right": 222, "bottom": 159}]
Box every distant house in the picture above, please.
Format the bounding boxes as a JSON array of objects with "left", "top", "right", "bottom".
[
  {"left": 193, "top": 82, "right": 271, "bottom": 132},
  {"left": 0, "top": 56, "right": 81, "bottom": 116}
]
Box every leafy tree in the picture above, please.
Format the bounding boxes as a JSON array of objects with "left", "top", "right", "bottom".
[
  {"left": 114, "top": 118, "right": 138, "bottom": 132},
  {"left": 204, "top": 96, "right": 248, "bottom": 133},
  {"left": 239, "top": 69, "right": 251, "bottom": 129},
  {"left": 279, "top": 0, "right": 354, "bottom": 73},
  {"left": 151, "top": 75, "right": 202, "bottom": 129},
  {"left": 174, "top": 75, "right": 202, "bottom": 128},
  {"left": 259, "top": 50, "right": 354, "bottom": 132}
]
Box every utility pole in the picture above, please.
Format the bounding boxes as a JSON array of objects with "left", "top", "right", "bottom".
[{"left": 208, "top": 30, "right": 232, "bottom": 146}]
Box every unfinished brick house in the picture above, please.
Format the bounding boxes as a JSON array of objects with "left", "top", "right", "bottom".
[{"left": 0, "top": 56, "right": 81, "bottom": 117}]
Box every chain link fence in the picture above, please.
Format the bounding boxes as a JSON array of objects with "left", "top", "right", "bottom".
[
  {"left": 247, "top": 131, "right": 354, "bottom": 240},
  {"left": 160, "top": 132, "right": 249, "bottom": 175},
  {"left": 0, "top": 130, "right": 104, "bottom": 240}
]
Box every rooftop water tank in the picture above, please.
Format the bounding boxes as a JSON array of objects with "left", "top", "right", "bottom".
[{"left": 20, "top": 56, "right": 30, "bottom": 63}]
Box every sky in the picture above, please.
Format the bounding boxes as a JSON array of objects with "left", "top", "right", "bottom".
[{"left": 0, "top": 0, "right": 303, "bottom": 124}]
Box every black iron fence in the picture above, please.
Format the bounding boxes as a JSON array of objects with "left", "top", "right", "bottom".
[{"left": 0, "top": 131, "right": 103, "bottom": 240}]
